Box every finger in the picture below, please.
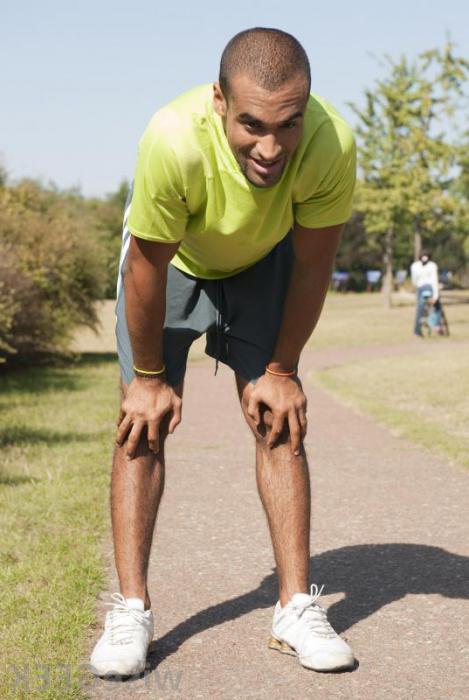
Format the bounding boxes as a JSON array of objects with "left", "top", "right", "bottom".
[
  {"left": 168, "top": 400, "right": 182, "bottom": 433},
  {"left": 288, "top": 410, "right": 302, "bottom": 456},
  {"left": 116, "top": 407, "right": 125, "bottom": 427},
  {"left": 147, "top": 420, "right": 160, "bottom": 454},
  {"left": 247, "top": 396, "right": 261, "bottom": 426},
  {"left": 116, "top": 415, "right": 132, "bottom": 446},
  {"left": 299, "top": 411, "right": 308, "bottom": 439},
  {"left": 126, "top": 421, "right": 145, "bottom": 458},
  {"left": 262, "top": 408, "right": 273, "bottom": 430},
  {"left": 268, "top": 414, "right": 285, "bottom": 449}
]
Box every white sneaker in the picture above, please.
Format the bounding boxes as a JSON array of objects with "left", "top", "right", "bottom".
[
  {"left": 269, "top": 584, "right": 355, "bottom": 672},
  {"left": 90, "top": 593, "right": 154, "bottom": 677}
]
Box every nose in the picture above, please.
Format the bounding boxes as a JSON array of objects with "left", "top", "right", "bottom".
[{"left": 256, "top": 134, "right": 282, "bottom": 162}]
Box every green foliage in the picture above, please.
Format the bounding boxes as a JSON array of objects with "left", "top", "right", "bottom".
[
  {"left": 450, "top": 131, "right": 469, "bottom": 265},
  {"left": 85, "top": 180, "right": 130, "bottom": 298},
  {"left": 336, "top": 213, "right": 381, "bottom": 289},
  {"left": 0, "top": 171, "right": 130, "bottom": 365},
  {"left": 0, "top": 179, "right": 108, "bottom": 364},
  {"left": 350, "top": 42, "right": 469, "bottom": 304}
]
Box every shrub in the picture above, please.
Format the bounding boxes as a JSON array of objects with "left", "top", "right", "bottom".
[
  {"left": 85, "top": 180, "right": 129, "bottom": 299},
  {"left": 0, "top": 180, "right": 107, "bottom": 364}
]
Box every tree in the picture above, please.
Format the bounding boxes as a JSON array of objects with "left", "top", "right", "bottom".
[
  {"left": 350, "top": 42, "right": 469, "bottom": 306},
  {"left": 336, "top": 212, "right": 382, "bottom": 289},
  {"left": 0, "top": 179, "right": 107, "bottom": 364},
  {"left": 450, "top": 131, "right": 469, "bottom": 282},
  {"left": 86, "top": 179, "right": 130, "bottom": 297}
]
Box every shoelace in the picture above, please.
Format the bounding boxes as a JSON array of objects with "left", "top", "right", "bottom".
[
  {"left": 292, "top": 584, "right": 337, "bottom": 639},
  {"left": 105, "top": 593, "right": 147, "bottom": 646}
]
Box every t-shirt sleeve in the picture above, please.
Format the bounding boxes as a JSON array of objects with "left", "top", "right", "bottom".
[
  {"left": 127, "top": 126, "right": 188, "bottom": 243},
  {"left": 293, "top": 124, "right": 356, "bottom": 229}
]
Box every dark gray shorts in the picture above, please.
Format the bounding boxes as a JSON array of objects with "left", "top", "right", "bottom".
[{"left": 116, "top": 200, "right": 295, "bottom": 387}]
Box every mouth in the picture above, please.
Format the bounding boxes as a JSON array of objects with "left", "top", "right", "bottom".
[{"left": 249, "top": 156, "right": 284, "bottom": 178}]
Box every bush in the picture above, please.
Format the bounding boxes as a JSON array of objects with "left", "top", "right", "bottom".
[
  {"left": 86, "top": 180, "right": 129, "bottom": 299},
  {"left": 0, "top": 180, "right": 107, "bottom": 364}
]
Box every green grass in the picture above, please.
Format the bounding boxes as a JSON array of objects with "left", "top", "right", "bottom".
[
  {"left": 310, "top": 291, "right": 469, "bottom": 349},
  {"left": 311, "top": 292, "right": 469, "bottom": 469},
  {"left": 0, "top": 357, "right": 119, "bottom": 699},
  {"left": 1, "top": 291, "right": 468, "bottom": 697}
]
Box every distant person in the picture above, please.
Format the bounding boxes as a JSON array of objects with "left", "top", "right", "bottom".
[
  {"left": 331, "top": 270, "right": 350, "bottom": 292},
  {"left": 90, "top": 27, "right": 356, "bottom": 678},
  {"left": 410, "top": 251, "right": 441, "bottom": 336},
  {"left": 394, "top": 269, "right": 407, "bottom": 290},
  {"left": 366, "top": 269, "right": 381, "bottom": 292}
]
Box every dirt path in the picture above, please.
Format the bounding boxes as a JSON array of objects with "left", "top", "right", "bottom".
[{"left": 83, "top": 341, "right": 469, "bottom": 699}]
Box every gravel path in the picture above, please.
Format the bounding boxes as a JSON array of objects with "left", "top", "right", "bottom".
[{"left": 84, "top": 348, "right": 469, "bottom": 700}]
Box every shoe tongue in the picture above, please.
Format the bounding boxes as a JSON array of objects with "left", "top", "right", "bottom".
[
  {"left": 125, "top": 597, "right": 145, "bottom": 611},
  {"left": 290, "top": 593, "right": 311, "bottom": 607}
]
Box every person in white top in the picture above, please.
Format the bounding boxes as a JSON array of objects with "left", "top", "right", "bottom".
[{"left": 410, "top": 251, "right": 441, "bottom": 335}]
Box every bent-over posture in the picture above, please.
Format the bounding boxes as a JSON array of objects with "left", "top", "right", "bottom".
[{"left": 91, "top": 27, "right": 357, "bottom": 676}]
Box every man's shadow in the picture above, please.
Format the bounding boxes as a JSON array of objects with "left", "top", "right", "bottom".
[{"left": 146, "top": 543, "right": 469, "bottom": 669}]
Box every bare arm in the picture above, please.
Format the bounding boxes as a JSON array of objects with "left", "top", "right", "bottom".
[
  {"left": 116, "top": 235, "right": 182, "bottom": 457},
  {"left": 247, "top": 223, "right": 343, "bottom": 455},
  {"left": 124, "top": 235, "right": 180, "bottom": 370},
  {"left": 269, "top": 223, "right": 343, "bottom": 371}
]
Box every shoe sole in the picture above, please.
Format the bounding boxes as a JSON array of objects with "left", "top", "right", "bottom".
[
  {"left": 89, "top": 662, "right": 146, "bottom": 678},
  {"left": 267, "top": 636, "right": 355, "bottom": 673},
  {"left": 268, "top": 636, "right": 297, "bottom": 657}
]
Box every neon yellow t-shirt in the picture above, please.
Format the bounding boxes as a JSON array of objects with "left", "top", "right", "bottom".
[{"left": 128, "top": 84, "right": 356, "bottom": 279}]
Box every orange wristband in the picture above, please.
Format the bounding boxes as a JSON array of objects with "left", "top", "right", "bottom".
[{"left": 265, "top": 366, "right": 296, "bottom": 377}]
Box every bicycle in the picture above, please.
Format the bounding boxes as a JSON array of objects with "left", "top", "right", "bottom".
[{"left": 419, "top": 290, "right": 450, "bottom": 337}]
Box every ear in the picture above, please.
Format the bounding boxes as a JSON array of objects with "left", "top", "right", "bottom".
[{"left": 213, "top": 81, "right": 227, "bottom": 118}]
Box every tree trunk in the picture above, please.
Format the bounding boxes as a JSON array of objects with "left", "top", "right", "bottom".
[
  {"left": 414, "top": 229, "right": 422, "bottom": 261},
  {"left": 382, "top": 228, "right": 394, "bottom": 308}
]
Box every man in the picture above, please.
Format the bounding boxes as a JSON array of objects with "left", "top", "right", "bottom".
[
  {"left": 410, "top": 251, "right": 441, "bottom": 336},
  {"left": 90, "top": 27, "right": 356, "bottom": 676}
]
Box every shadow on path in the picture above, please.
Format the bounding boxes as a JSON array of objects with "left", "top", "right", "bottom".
[{"left": 143, "top": 543, "right": 469, "bottom": 670}]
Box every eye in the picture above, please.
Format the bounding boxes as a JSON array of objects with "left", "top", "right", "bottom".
[
  {"left": 244, "top": 121, "right": 262, "bottom": 131},
  {"left": 282, "top": 121, "right": 297, "bottom": 130}
]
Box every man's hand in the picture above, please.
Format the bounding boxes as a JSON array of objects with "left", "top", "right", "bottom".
[
  {"left": 116, "top": 377, "right": 182, "bottom": 458},
  {"left": 247, "top": 373, "right": 307, "bottom": 456}
]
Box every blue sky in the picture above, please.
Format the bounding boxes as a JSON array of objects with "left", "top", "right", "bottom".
[{"left": 1, "top": 0, "right": 468, "bottom": 197}]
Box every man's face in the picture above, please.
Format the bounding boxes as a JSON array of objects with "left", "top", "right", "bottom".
[{"left": 213, "top": 73, "right": 308, "bottom": 188}]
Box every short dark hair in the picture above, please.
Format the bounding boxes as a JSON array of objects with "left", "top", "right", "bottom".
[{"left": 219, "top": 27, "right": 311, "bottom": 98}]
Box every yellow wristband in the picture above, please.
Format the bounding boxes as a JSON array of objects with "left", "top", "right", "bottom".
[{"left": 133, "top": 365, "right": 166, "bottom": 376}]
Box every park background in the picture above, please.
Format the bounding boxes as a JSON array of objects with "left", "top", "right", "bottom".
[{"left": 1, "top": 1, "right": 469, "bottom": 698}]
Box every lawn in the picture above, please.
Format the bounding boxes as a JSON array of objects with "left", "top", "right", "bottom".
[
  {"left": 310, "top": 290, "right": 469, "bottom": 349},
  {"left": 1, "top": 291, "right": 468, "bottom": 697},
  {"left": 0, "top": 356, "right": 118, "bottom": 699},
  {"left": 311, "top": 292, "right": 469, "bottom": 469}
]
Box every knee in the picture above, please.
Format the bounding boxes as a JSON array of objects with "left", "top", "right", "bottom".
[
  {"left": 116, "top": 420, "right": 170, "bottom": 462},
  {"left": 116, "top": 435, "right": 169, "bottom": 462},
  {"left": 137, "top": 418, "right": 171, "bottom": 456},
  {"left": 244, "top": 402, "right": 291, "bottom": 448}
]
